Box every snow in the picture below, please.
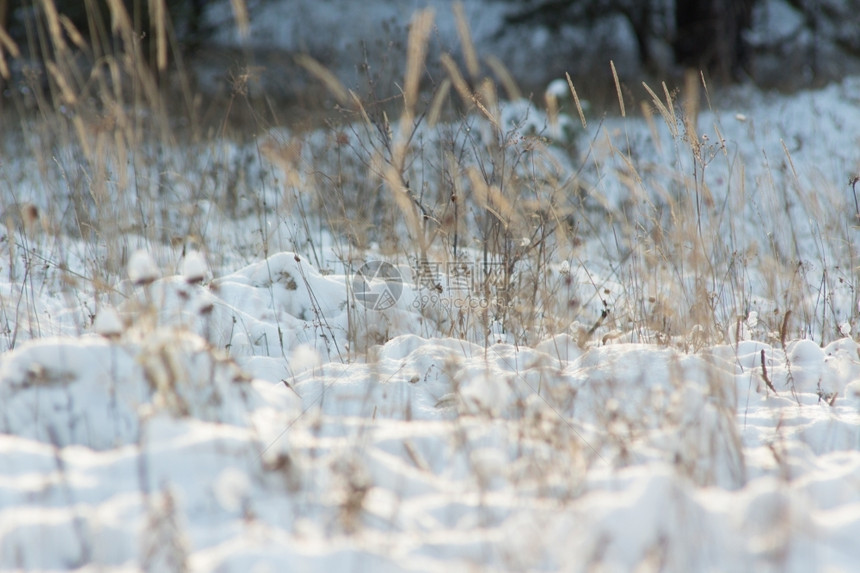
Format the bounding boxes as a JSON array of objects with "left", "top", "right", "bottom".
[
  {"left": 127, "top": 250, "right": 161, "bottom": 286},
  {"left": 2, "top": 2, "right": 860, "bottom": 571},
  {"left": 93, "top": 306, "right": 124, "bottom": 338},
  {"left": 3, "top": 262, "right": 860, "bottom": 569},
  {"left": 181, "top": 250, "right": 209, "bottom": 284}
]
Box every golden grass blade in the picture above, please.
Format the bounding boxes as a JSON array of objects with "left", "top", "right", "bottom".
[
  {"left": 72, "top": 115, "right": 92, "bottom": 158},
  {"left": 40, "top": 0, "right": 67, "bottom": 53},
  {"left": 440, "top": 52, "right": 473, "bottom": 108},
  {"left": 349, "top": 89, "right": 371, "bottom": 125},
  {"left": 476, "top": 77, "right": 498, "bottom": 126},
  {"left": 0, "top": 25, "right": 19, "bottom": 79},
  {"left": 469, "top": 171, "right": 506, "bottom": 226},
  {"left": 486, "top": 55, "right": 520, "bottom": 101},
  {"left": 683, "top": 71, "right": 699, "bottom": 136},
  {"left": 781, "top": 140, "right": 799, "bottom": 181},
  {"left": 473, "top": 96, "right": 497, "bottom": 129},
  {"left": 642, "top": 81, "right": 677, "bottom": 137},
  {"left": 114, "top": 124, "right": 129, "bottom": 191},
  {"left": 0, "top": 22, "right": 20, "bottom": 56},
  {"left": 700, "top": 70, "right": 713, "bottom": 111},
  {"left": 59, "top": 15, "right": 87, "bottom": 51},
  {"left": 662, "top": 82, "right": 677, "bottom": 128},
  {"left": 565, "top": 72, "right": 587, "bottom": 129},
  {"left": 107, "top": 58, "right": 126, "bottom": 118},
  {"left": 427, "top": 78, "right": 451, "bottom": 127},
  {"left": 261, "top": 137, "right": 304, "bottom": 188},
  {"left": 404, "top": 9, "right": 434, "bottom": 114},
  {"left": 640, "top": 101, "right": 662, "bottom": 154},
  {"left": 150, "top": 0, "right": 168, "bottom": 71},
  {"left": 383, "top": 164, "right": 426, "bottom": 252},
  {"left": 296, "top": 54, "right": 349, "bottom": 105},
  {"left": 467, "top": 167, "right": 515, "bottom": 227},
  {"left": 610, "top": 60, "right": 625, "bottom": 117},
  {"left": 46, "top": 61, "right": 76, "bottom": 105},
  {"left": 105, "top": 0, "right": 134, "bottom": 38},
  {"left": 713, "top": 123, "right": 727, "bottom": 158},
  {"left": 454, "top": 2, "right": 479, "bottom": 79},
  {"left": 0, "top": 22, "right": 15, "bottom": 50},
  {"left": 546, "top": 90, "right": 559, "bottom": 132},
  {"left": 230, "top": 0, "right": 250, "bottom": 39}
]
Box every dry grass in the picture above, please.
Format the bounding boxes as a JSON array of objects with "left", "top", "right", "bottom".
[
  {"left": 1, "top": 1, "right": 858, "bottom": 358},
  {"left": 2, "top": 2, "right": 858, "bottom": 354}
]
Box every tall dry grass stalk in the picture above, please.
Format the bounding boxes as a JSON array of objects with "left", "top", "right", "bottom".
[
  {"left": 288, "top": 5, "right": 857, "bottom": 348},
  {"left": 0, "top": 0, "right": 254, "bottom": 348}
]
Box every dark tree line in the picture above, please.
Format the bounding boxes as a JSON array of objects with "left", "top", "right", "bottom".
[
  {"left": 674, "top": 0, "right": 755, "bottom": 80},
  {"left": 505, "top": 0, "right": 758, "bottom": 81},
  {"left": 3, "top": 0, "right": 859, "bottom": 92},
  {"left": 0, "top": 0, "right": 214, "bottom": 62}
]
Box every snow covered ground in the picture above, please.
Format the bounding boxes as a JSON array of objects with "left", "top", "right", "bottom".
[{"left": 2, "top": 2, "right": 860, "bottom": 571}]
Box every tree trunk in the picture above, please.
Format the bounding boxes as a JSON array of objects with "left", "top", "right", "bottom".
[{"left": 674, "top": 0, "right": 756, "bottom": 81}]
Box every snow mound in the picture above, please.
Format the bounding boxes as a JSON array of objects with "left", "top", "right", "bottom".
[
  {"left": 2, "top": 328, "right": 860, "bottom": 570},
  {"left": 0, "top": 329, "right": 287, "bottom": 450}
]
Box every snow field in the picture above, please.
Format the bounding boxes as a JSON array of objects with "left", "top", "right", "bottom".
[
  {"left": 1, "top": 248, "right": 859, "bottom": 570},
  {"left": 3, "top": 4, "right": 860, "bottom": 568}
]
